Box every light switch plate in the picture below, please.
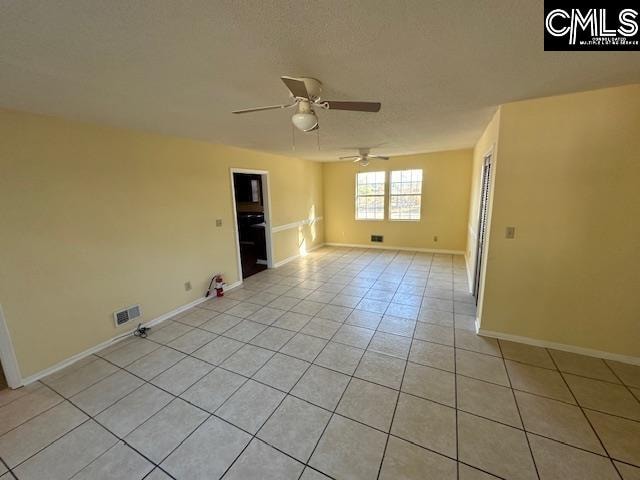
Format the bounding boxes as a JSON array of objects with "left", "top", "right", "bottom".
[{"left": 216, "top": 219, "right": 222, "bottom": 227}]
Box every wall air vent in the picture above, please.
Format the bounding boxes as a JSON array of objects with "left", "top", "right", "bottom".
[
  {"left": 113, "top": 305, "right": 141, "bottom": 327},
  {"left": 371, "top": 235, "right": 384, "bottom": 243}
]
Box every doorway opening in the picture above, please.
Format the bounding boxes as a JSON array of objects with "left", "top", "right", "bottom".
[
  {"left": 473, "top": 153, "right": 492, "bottom": 304},
  {"left": 230, "top": 169, "right": 273, "bottom": 280}
]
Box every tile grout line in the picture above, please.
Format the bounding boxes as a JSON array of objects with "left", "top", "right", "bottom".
[
  {"left": 304, "top": 249, "right": 404, "bottom": 480},
  {"left": 80, "top": 314, "right": 640, "bottom": 429},
  {"left": 548, "top": 351, "right": 625, "bottom": 480},
  {"left": 601, "top": 359, "right": 640, "bottom": 476},
  {"left": 20, "top": 276, "right": 332, "bottom": 479},
  {"left": 211, "top": 290, "right": 352, "bottom": 480},
  {"left": 9, "top": 357, "right": 635, "bottom": 476},
  {"left": 451, "top": 258, "right": 460, "bottom": 480},
  {"left": 38, "top": 358, "right": 223, "bottom": 480},
  {"left": 192, "top": 251, "right": 395, "bottom": 479},
  {"left": 0, "top": 384, "right": 67, "bottom": 438},
  {"left": 0, "top": 455, "right": 18, "bottom": 479},
  {"left": 603, "top": 359, "right": 640, "bottom": 407},
  {"left": 498, "top": 339, "right": 542, "bottom": 480},
  {"left": 375, "top": 250, "right": 430, "bottom": 480},
  {"left": 153, "top": 326, "right": 594, "bottom": 461},
  {"left": 18, "top": 382, "right": 172, "bottom": 480},
  {"left": 0, "top": 251, "right": 497, "bottom": 478},
  {"left": 94, "top": 330, "right": 277, "bottom": 476},
  {"left": 4, "top": 247, "right": 638, "bottom": 479},
  {"left": 43, "top": 309, "right": 312, "bottom": 478},
  {"left": 94, "top": 309, "right": 640, "bottom": 478},
  {"left": 210, "top": 296, "right": 338, "bottom": 478},
  {"left": 75, "top": 317, "right": 640, "bottom": 428}
]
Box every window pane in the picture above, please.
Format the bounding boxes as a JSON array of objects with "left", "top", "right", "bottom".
[
  {"left": 355, "top": 171, "right": 385, "bottom": 220},
  {"left": 356, "top": 172, "right": 385, "bottom": 195},
  {"left": 359, "top": 183, "right": 385, "bottom": 196},
  {"left": 390, "top": 194, "right": 421, "bottom": 220},
  {"left": 389, "top": 169, "right": 422, "bottom": 220},
  {"left": 390, "top": 169, "right": 422, "bottom": 195},
  {"left": 356, "top": 196, "right": 384, "bottom": 220}
]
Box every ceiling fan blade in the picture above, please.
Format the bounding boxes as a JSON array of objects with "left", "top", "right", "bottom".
[
  {"left": 232, "top": 103, "right": 294, "bottom": 114},
  {"left": 321, "top": 101, "right": 381, "bottom": 112},
  {"left": 281, "top": 76, "right": 310, "bottom": 99},
  {"left": 352, "top": 158, "right": 363, "bottom": 163},
  {"left": 369, "top": 155, "right": 390, "bottom": 160},
  {"left": 339, "top": 155, "right": 360, "bottom": 160}
]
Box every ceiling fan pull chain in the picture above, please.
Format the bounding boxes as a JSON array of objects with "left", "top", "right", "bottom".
[{"left": 316, "top": 127, "right": 320, "bottom": 151}]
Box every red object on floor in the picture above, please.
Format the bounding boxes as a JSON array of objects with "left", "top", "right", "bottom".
[{"left": 215, "top": 274, "right": 224, "bottom": 297}]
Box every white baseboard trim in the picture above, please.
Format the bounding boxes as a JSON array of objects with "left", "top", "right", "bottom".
[
  {"left": 476, "top": 320, "right": 640, "bottom": 366},
  {"left": 272, "top": 243, "right": 325, "bottom": 268},
  {"left": 21, "top": 281, "right": 243, "bottom": 387},
  {"left": 273, "top": 254, "right": 301, "bottom": 269},
  {"left": 215, "top": 280, "right": 243, "bottom": 297},
  {"left": 324, "top": 242, "right": 465, "bottom": 255},
  {"left": 140, "top": 295, "right": 209, "bottom": 330},
  {"left": 132, "top": 279, "right": 243, "bottom": 332},
  {"left": 21, "top": 328, "right": 138, "bottom": 387}
]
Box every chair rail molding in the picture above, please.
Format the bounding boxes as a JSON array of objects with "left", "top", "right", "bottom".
[{"left": 271, "top": 216, "right": 323, "bottom": 233}]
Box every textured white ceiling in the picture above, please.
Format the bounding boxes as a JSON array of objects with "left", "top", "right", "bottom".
[{"left": 1, "top": 1, "right": 639, "bottom": 161}]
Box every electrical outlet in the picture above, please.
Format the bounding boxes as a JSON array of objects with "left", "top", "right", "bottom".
[
  {"left": 184, "top": 281, "right": 192, "bottom": 291},
  {"left": 216, "top": 219, "right": 222, "bottom": 227},
  {"left": 505, "top": 226, "right": 516, "bottom": 239},
  {"left": 433, "top": 235, "right": 438, "bottom": 242}
]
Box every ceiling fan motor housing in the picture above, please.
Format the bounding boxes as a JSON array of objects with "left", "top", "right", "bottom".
[{"left": 295, "top": 77, "right": 322, "bottom": 101}]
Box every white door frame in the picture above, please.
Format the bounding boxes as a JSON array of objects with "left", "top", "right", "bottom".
[
  {"left": 473, "top": 144, "right": 495, "bottom": 302},
  {"left": 229, "top": 168, "right": 274, "bottom": 281},
  {"left": 0, "top": 304, "right": 23, "bottom": 389}
]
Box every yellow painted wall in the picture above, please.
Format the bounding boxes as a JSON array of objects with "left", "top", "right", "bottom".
[
  {"left": 0, "top": 109, "right": 324, "bottom": 378},
  {"left": 478, "top": 85, "right": 640, "bottom": 358},
  {"left": 322, "top": 150, "right": 473, "bottom": 252}
]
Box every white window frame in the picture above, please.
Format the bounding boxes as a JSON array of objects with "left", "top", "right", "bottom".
[
  {"left": 355, "top": 171, "right": 386, "bottom": 221},
  {"left": 389, "top": 169, "right": 423, "bottom": 221}
]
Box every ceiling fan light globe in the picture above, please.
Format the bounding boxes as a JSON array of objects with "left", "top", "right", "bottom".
[
  {"left": 291, "top": 112, "right": 318, "bottom": 132},
  {"left": 359, "top": 159, "right": 370, "bottom": 167}
]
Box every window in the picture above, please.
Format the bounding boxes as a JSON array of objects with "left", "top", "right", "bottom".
[
  {"left": 390, "top": 169, "right": 423, "bottom": 220},
  {"left": 355, "top": 171, "right": 385, "bottom": 220}
]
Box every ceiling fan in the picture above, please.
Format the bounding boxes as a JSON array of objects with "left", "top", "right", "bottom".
[
  {"left": 232, "top": 76, "right": 381, "bottom": 132},
  {"left": 340, "top": 148, "right": 389, "bottom": 166}
]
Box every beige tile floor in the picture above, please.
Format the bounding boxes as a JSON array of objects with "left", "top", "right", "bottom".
[{"left": 1, "top": 246, "right": 639, "bottom": 479}]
